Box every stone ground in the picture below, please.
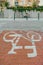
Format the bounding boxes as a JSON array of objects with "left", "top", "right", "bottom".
[{"left": 0, "top": 18, "right": 43, "bottom": 31}]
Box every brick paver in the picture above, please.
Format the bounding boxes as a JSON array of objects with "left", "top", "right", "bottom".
[{"left": 0, "top": 30, "right": 43, "bottom": 65}]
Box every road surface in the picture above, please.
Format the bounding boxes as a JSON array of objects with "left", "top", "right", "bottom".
[
  {"left": 0, "top": 30, "right": 43, "bottom": 65},
  {"left": 0, "top": 18, "right": 43, "bottom": 65}
]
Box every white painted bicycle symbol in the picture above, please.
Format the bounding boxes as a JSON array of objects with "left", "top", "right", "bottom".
[{"left": 3, "top": 31, "right": 41, "bottom": 58}]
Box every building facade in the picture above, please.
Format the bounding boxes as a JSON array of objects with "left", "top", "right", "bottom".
[
  {"left": 0, "top": 0, "right": 40, "bottom": 7},
  {"left": 7, "top": 0, "right": 39, "bottom": 7}
]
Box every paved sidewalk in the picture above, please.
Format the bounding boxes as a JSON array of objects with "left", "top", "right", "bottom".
[{"left": 0, "top": 18, "right": 43, "bottom": 31}]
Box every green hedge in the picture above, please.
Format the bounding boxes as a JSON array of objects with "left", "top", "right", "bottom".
[{"left": 7, "top": 6, "right": 43, "bottom": 12}]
